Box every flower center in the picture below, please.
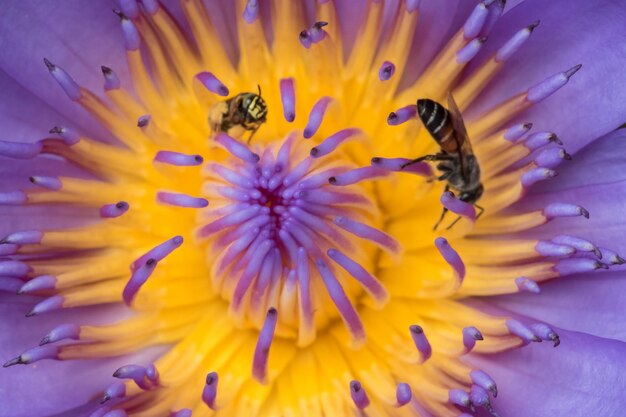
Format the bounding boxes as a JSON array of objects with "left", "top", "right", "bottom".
[{"left": 199, "top": 130, "right": 395, "bottom": 346}]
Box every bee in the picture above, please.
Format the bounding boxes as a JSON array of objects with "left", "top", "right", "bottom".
[
  {"left": 208, "top": 85, "right": 268, "bottom": 143},
  {"left": 401, "top": 94, "right": 484, "bottom": 230}
]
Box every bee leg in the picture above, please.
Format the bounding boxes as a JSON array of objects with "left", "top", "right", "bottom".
[
  {"left": 445, "top": 215, "right": 462, "bottom": 230},
  {"left": 401, "top": 154, "right": 455, "bottom": 169},
  {"left": 474, "top": 204, "right": 485, "bottom": 220},
  {"left": 433, "top": 207, "right": 450, "bottom": 231},
  {"left": 247, "top": 126, "right": 260, "bottom": 145}
]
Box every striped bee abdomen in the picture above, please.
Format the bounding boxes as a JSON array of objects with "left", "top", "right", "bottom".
[{"left": 417, "top": 98, "right": 458, "bottom": 152}]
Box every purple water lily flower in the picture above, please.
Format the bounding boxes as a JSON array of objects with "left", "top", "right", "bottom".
[{"left": 1, "top": 0, "right": 626, "bottom": 416}]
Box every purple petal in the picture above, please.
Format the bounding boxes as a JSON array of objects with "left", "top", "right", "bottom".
[
  {"left": 467, "top": 329, "right": 626, "bottom": 416},
  {"left": 468, "top": 0, "right": 626, "bottom": 153}
]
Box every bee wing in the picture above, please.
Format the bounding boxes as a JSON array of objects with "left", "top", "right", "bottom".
[{"left": 447, "top": 92, "right": 474, "bottom": 181}]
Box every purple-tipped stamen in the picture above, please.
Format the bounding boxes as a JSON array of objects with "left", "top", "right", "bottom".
[
  {"left": 317, "top": 259, "right": 366, "bottom": 343},
  {"left": 304, "top": 97, "right": 332, "bottom": 138},
  {"left": 410, "top": 325, "right": 432, "bottom": 363},
  {"left": 379, "top": 61, "right": 396, "bottom": 81},
  {"left": 43, "top": 58, "right": 82, "bottom": 101},
  {"left": 215, "top": 133, "right": 260, "bottom": 163},
  {"left": 521, "top": 167, "right": 557, "bottom": 187},
  {"left": 137, "top": 115, "right": 151, "bottom": 128},
  {"left": 196, "top": 72, "right": 229, "bottom": 97},
  {"left": 197, "top": 206, "right": 263, "bottom": 238},
  {"left": 469, "top": 385, "right": 492, "bottom": 408},
  {"left": 463, "top": 2, "right": 488, "bottom": 39},
  {"left": 515, "top": 276, "right": 541, "bottom": 293},
  {"left": 0, "top": 243, "right": 18, "bottom": 257},
  {"left": 527, "top": 64, "right": 582, "bottom": 103},
  {"left": 463, "top": 326, "right": 483, "bottom": 352},
  {"left": 154, "top": 151, "right": 204, "bottom": 167},
  {"left": 113, "top": 364, "right": 151, "bottom": 390},
  {"left": 534, "top": 147, "right": 571, "bottom": 168},
  {"left": 100, "top": 201, "right": 130, "bottom": 218},
  {"left": 202, "top": 372, "right": 218, "bottom": 409},
  {"left": 552, "top": 235, "right": 601, "bottom": 258},
  {"left": 535, "top": 241, "right": 576, "bottom": 257},
  {"left": 310, "top": 128, "right": 360, "bottom": 158},
  {"left": 101, "top": 66, "right": 121, "bottom": 91},
  {"left": 40, "top": 323, "right": 81, "bottom": 346},
  {"left": 334, "top": 216, "right": 399, "bottom": 254},
  {"left": 530, "top": 323, "right": 560, "bottom": 347},
  {"left": 29, "top": 176, "right": 62, "bottom": 191},
  {"left": 434, "top": 237, "right": 465, "bottom": 280},
  {"left": 406, "top": 0, "right": 421, "bottom": 12},
  {"left": 123, "top": 259, "right": 158, "bottom": 305},
  {"left": 456, "top": 37, "right": 486, "bottom": 64},
  {"left": 555, "top": 258, "right": 608, "bottom": 276},
  {"left": 131, "top": 236, "right": 184, "bottom": 271},
  {"left": 503, "top": 122, "right": 533, "bottom": 141},
  {"left": 252, "top": 307, "right": 278, "bottom": 383},
  {"left": 279, "top": 78, "right": 296, "bottom": 122},
  {"left": 141, "top": 0, "right": 159, "bottom": 15},
  {"left": 101, "top": 381, "right": 126, "bottom": 403},
  {"left": 171, "top": 409, "right": 192, "bottom": 417},
  {"left": 26, "top": 295, "right": 63, "bottom": 317},
  {"left": 309, "top": 21, "right": 328, "bottom": 43},
  {"left": 470, "top": 370, "right": 497, "bottom": 397},
  {"left": 0, "top": 140, "right": 42, "bottom": 159},
  {"left": 299, "top": 30, "right": 312, "bottom": 48},
  {"left": 231, "top": 240, "right": 274, "bottom": 310},
  {"left": 350, "top": 380, "right": 370, "bottom": 409},
  {"left": 387, "top": 105, "right": 417, "bottom": 126},
  {"left": 114, "top": 10, "right": 141, "bottom": 50},
  {"left": 146, "top": 363, "right": 160, "bottom": 385},
  {"left": 0, "top": 260, "right": 31, "bottom": 277},
  {"left": 156, "top": 191, "right": 209, "bottom": 208},
  {"left": 543, "top": 203, "right": 589, "bottom": 219},
  {"left": 506, "top": 319, "right": 541, "bottom": 343},
  {"left": 396, "top": 383, "right": 412, "bottom": 407},
  {"left": 0, "top": 191, "right": 27, "bottom": 205},
  {"left": 329, "top": 167, "right": 388, "bottom": 186},
  {"left": 242, "top": 0, "right": 259, "bottom": 23},
  {"left": 18, "top": 275, "right": 56, "bottom": 295},
  {"left": 440, "top": 192, "right": 476, "bottom": 222},
  {"left": 524, "top": 131, "right": 562, "bottom": 150},
  {"left": 448, "top": 389, "right": 472, "bottom": 409},
  {"left": 119, "top": 0, "right": 140, "bottom": 19},
  {"left": 49, "top": 126, "right": 80, "bottom": 145},
  {"left": 371, "top": 157, "right": 432, "bottom": 176},
  {"left": 2, "top": 230, "right": 43, "bottom": 245},
  {"left": 599, "top": 248, "right": 625, "bottom": 265},
  {"left": 3, "top": 345, "right": 59, "bottom": 367},
  {"left": 480, "top": 0, "right": 505, "bottom": 37},
  {"left": 327, "top": 248, "right": 388, "bottom": 304},
  {"left": 496, "top": 21, "right": 540, "bottom": 62}
]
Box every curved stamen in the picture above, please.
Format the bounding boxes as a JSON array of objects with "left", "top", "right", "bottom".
[
  {"left": 196, "top": 72, "right": 229, "bottom": 96},
  {"left": 304, "top": 97, "right": 333, "bottom": 138},
  {"left": 409, "top": 325, "right": 432, "bottom": 363},
  {"left": 396, "top": 382, "right": 412, "bottom": 407},
  {"left": 350, "top": 380, "right": 370, "bottom": 409},
  {"left": 43, "top": 58, "right": 81, "bottom": 101},
  {"left": 202, "top": 372, "right": 218, "bottom": 409},
  {"left": 100, "top": 201, "right": 130, "bottom": 218},
  {"left": 379, "top": 61, "right": 396, "bottom": 81},
  {"left": 101, "top": 66, "right": 121, "bottom": 91},
  {"left": 252, "top": 307, "right": 278, "bottom": 383},
  {"left": 279, "top": 78, "right": 296, "bottom": 122}
]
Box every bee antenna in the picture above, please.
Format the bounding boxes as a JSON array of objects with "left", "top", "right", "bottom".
[{"left": 257, "top": 84, "right": 262, "bottom": 97}]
